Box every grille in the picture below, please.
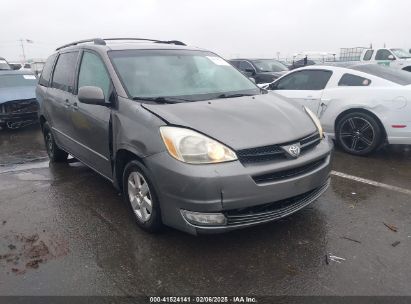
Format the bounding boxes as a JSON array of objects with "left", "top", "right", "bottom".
[
  {"left": 4, "top": 99, "right": 38, "bottom": 114},
  {"left": 225, "top": 180, "right": 329, "bottom": 226},
  {"left": 253, "top": 157, "right": 326, "bottom": 184},
  {"left": 237, "top": 132, "right": 321, "bottom": 164}
]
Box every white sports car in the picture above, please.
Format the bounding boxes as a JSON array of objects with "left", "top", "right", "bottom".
[{"left": 267, "top": 64, "right": 411, "bottom": 155}]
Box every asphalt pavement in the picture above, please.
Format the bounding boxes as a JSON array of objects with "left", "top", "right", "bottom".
[{"left": 0, "top": 125, "right": 410, "bottom": 296}]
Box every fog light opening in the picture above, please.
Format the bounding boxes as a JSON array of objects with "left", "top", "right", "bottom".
[{"left": 181, "top": 210, "right": 227, "bottom": 226}]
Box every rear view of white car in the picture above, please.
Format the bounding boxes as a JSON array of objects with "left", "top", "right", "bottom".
[{"left": 267, "top": 64, "right": 411, "bottom": 155}]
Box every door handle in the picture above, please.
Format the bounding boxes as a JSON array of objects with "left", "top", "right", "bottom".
[
  {"left": 72, "top": 102, "right": 79, "bottom": 110},
  {"left": 64, "top": 99, "right": 71, "bottom": 108}
]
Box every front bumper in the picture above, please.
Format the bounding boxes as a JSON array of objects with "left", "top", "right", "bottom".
[{"left": 145, "top": 138, "right": 333, "bottom": 235}]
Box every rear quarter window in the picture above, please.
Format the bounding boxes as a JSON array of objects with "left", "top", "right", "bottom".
[
  {"left": 39, "top": 54, "right": 57, "bottom": 87},
  {"left": 338, "top": 73, "right": 371, "bottom": 86}
]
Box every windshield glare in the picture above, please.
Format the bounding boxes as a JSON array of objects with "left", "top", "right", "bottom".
[
  {"left": 390, "top": 49, "right": 411, "bottom": 59},
  {"left": 109, "top": 50, "right": 259, "bottom": 101},
  {"left": 0, "top": 74, "right": 37, "bottom": 88},
  {"left": 252, "top": 60, "right": 288, "bottom": 72}
]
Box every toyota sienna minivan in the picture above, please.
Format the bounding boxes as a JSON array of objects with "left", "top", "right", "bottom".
[{"left": 36, "top": 38, "right": 332, "bottom": 235}]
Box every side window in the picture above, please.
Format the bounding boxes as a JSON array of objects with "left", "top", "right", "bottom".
[
  {"left": 274, "top": 70, "right": 332, "bottom": 90},
  {"left": 375, "top": 49, "right": 393, "bottom": 60},
  {"left": 338, "top": 73, "right": 371, "bottom": 86},
  {"left": 78, "top": 52, "right": 111, "bottom": 100},
  {"left": 38, "top": 54, "right": 57, "bottom": 87},
  {"left": 239, "top": 61, "right": 254, "bottom": 72},
  {"left": 51, "top": 52, "right": 79, "bottom": 93},
  {"left": 363, "top": 50, "right": 374, "bottom": 61}
]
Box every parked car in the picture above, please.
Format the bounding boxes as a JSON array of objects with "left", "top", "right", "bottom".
[
  {"left": 37, "top": 38, "right": 332, "bottom": 235},
  {"left": 0, "top": 57, "right": 12, "bottom": 70},
  {"left": 267, "top": 64, "right": 411, "bottom": 155},
  {"left": 289, "top": 57, "right": 319, "bottom": 70},
  {"left": 0, "top": 70, "right": 38, "bottom": 129},
  {"left": 9, "top": 62, "right": 32, "bottom": 71},
  {"left": 229, "top": 58, "right": 289, "bottom": 84},
  {"left": 359, "top": 48, "right": 411, "bottom": 72}
]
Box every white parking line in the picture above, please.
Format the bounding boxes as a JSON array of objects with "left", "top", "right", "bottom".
[{"left": 331, "top": 170, "right": 411, "bottom": 196}]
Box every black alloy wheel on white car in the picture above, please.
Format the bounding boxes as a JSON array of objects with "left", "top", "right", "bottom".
[{"left": 336, "top": 112, "right": 382, "bottom": 156}]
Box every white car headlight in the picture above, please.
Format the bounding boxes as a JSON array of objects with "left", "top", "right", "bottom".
[
  {"left": 304, "top": 107, "right": 324, "bottom": 138},
  {"left": 160, "top": 126, "right": 238, "bottom": 164}
]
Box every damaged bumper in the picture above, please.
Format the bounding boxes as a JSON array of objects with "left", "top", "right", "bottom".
[{"left": 0, "top": 99, "right": 39, "bottom": 129}]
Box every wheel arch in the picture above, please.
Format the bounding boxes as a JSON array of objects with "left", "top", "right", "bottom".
[
  {"left": 114, "top": 148, "right": 145, "bottom": 191},
  {"left": 334, "top": 108, "right": 387, "bottom": 142}
]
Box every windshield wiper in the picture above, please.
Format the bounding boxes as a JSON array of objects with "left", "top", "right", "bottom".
[
  {"left": 132, "top": 96, "right": 189, "bottom": 103},
  {"left": 217, "top": 93, "right": 254, "bottom": 99}
]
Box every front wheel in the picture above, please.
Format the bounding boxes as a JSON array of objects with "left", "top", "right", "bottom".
[
  {"left": 336, "top": 112, "right": 382, "bottom": 156},
  {"left": 42, "top": 122, "right": 68, "bottom": 162},
  {"left": 123, "top": 160, "right": 163, "bottom": 233}
]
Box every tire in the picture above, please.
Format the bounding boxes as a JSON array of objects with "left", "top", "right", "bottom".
[
  {"left": 122, "top": 160, "right": 163, "bottom": 232},
  {"left": 336, "top": 112, "right": 382, "bottom": 156},
  {"left": 42, "top": 122, "right": 68, "bottom": 162}
]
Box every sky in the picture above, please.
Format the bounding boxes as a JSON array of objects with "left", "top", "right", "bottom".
[{"left": 1, "top": 0, "right": 410, "bottom": 62}]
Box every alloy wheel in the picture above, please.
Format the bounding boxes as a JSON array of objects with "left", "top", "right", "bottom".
[
  {"left": 339, "top": 117, "right": 375, "bottom": 153},
  {"left": 127, "top": 171, "right": 153, "bottom": 222}
]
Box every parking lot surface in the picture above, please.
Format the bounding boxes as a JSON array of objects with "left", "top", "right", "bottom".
[{"left": 0, "top": 125, "right": 410, "bottom": 296}]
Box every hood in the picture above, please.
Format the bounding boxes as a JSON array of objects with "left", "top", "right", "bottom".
[
  {"left": 142, "top": 94, "right": 317, "bottom": 150},
  {"left": 0, "top": 86, "right": 36, "bottom": 104}
]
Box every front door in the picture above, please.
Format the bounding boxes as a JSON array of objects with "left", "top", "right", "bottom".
[{"left": 70, "top": 51, "right": 112, "bottom": 179}]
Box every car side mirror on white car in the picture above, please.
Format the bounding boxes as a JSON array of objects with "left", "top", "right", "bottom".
[{"left": 388, "top": 54, "right": 396, "bottom": 60}]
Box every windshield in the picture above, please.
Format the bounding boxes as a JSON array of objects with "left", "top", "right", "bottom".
[
  {"left": 390, "top": 48, "right": 411, "bottom": 59},
  {"left": 0, "top": 59, "right": 11, "bottom": 70},
  {"left": 0, "top": 74, "right": 37, "bottom": 88},
  {"left": 252, "top": 59, "right": 288, "bottom": 72},
  {"left": 109, "top": 50, "right": 259, "bottom": 101},
  {"left": 351, "top": 64, "right": 411, "bottom": 85}
]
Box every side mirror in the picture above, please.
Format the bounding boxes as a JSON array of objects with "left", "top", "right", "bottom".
[
  {"left": 388, "top": 54, "right": 396, "bottom": 60},
  {"left": 245, "top": 68, "right": 255, "bottom": 76},
  {"left": 268, "top": 82, "right": 277, "bottom": 90},
  {"left": 78, "top": 86, "right": 106, "bottom": 106}
]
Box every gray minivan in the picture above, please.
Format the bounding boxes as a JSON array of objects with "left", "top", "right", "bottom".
[{"left": 36, "top": 38, "right": 332, "bottom": 235}]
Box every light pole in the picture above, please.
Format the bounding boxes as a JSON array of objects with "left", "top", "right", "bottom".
[
  {"left": 19, "top": 39, "right": 26, "bottom": 62},
  {"left": 18, "top": 39, "right": 33, "bottom": 63}
]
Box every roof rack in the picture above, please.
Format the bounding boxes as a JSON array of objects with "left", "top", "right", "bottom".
[
  {"left": 55, "top": 37, "right": 186, "bottom": 51},
  {"left": 103, "top": 38, "right": 186, "bottom": 46},
  {"left": 56, "top": 38, "right": 106, "bottom": 51}
]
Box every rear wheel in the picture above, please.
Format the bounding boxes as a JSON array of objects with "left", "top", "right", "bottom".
[
  {"left": 123, "top": 160, "right": 163, "bottom": 232},
  {"left": 42, "top": 122, "right": 68, "bottom": 162},
  {"left": 336, "top": 112, "right": 382, "bottom": 156}
]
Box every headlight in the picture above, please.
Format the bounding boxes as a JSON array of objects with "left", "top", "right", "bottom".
[
  {"left": 160, "top": 126, "right": 237, "bottom": 164},
  {"left": 304, "top": 107, "right": 323, "bottom": 138}
]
